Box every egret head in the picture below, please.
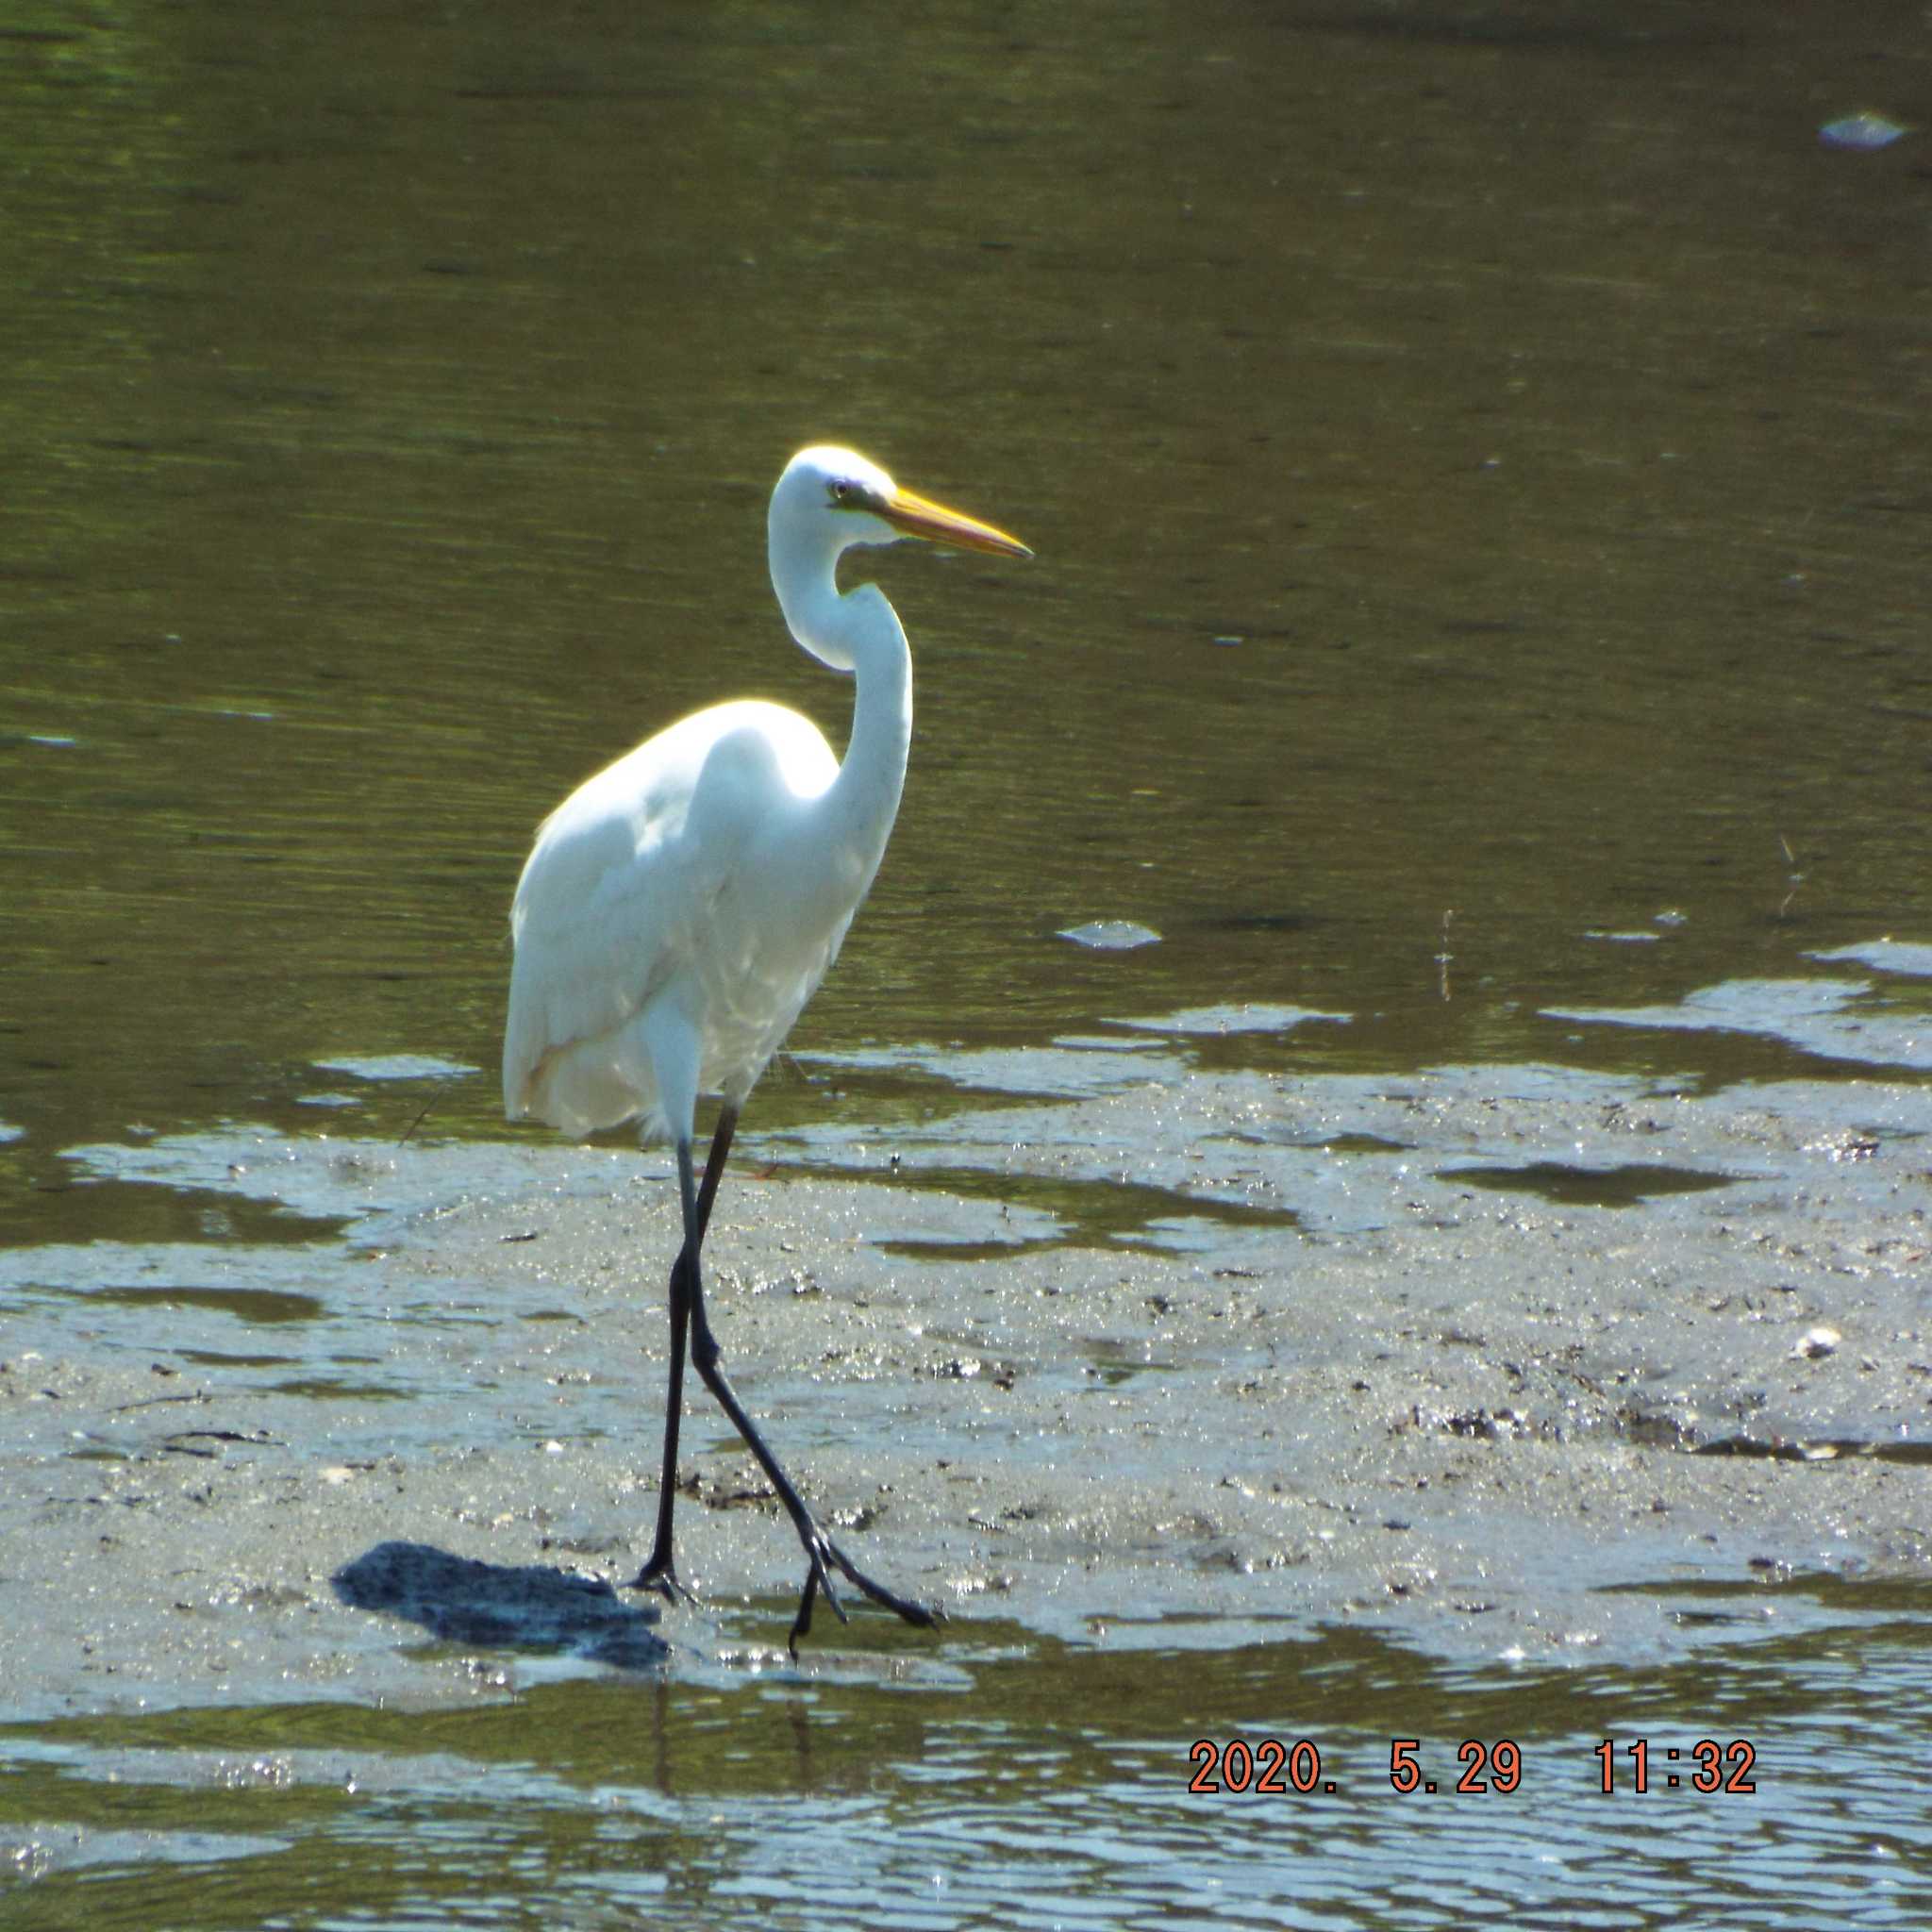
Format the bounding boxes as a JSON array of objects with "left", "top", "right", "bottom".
[
  {"left": 767, "top": 444, "right": 1028, "bottom": 675},
  {"left": 774, "top": 445, "right": 1031, "bottom": 561}
]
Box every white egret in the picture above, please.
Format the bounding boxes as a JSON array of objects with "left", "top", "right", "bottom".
[{"left": 503, "top": 445, "right": 1030, "bottom": 1649}]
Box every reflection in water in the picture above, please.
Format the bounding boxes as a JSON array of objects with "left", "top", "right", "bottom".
[{"left": 8, "top": 1594, "right": 1930, "bottom": 1928}]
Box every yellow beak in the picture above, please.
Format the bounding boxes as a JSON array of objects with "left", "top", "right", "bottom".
[{"left": 879, "top": 486, "right": 1032, "bottom": 558}]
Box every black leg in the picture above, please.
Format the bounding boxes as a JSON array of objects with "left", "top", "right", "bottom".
[
  {"left": 632, "top": 1108, "right": 737, "bottom": 1603},
  {"left": 638, "top": 1110, "right": 942, "bottom": 1654}
]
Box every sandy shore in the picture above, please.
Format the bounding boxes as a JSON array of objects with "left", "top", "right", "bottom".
[{"left": 4, "top": 1063, "right": 1927, "bottom": 1717}]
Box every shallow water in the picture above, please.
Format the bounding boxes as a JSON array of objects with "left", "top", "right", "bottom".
[
  {"left": 6, "top": 1588, "right": 1930, "bottom": 1931},
  {"left": 6, "top": 0, "right": 1930, "bottom": 1167},
  {"left": 5, "top": 1, "right": 1931, "bottom": 1924}
]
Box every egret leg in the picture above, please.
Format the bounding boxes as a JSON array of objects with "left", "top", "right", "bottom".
[
  {"left": 644, "top": 1122, "right": 942, "bottom": 1653},
  {"left": 634, "top": 1108, "right": 738, "bottom": 1604}
]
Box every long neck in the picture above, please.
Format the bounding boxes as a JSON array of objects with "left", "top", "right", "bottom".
[
  {"left": 772, "top": 544, "right": 913, "bottom": 890},
  {"left": 824, "top": 581, "right": 912, "bottom": 880}
]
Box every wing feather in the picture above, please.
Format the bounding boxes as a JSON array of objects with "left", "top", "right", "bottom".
[{"left": 502, "top": 700, "right": 837, "bottom": 1135}]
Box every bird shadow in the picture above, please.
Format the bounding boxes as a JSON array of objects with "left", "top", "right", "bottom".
[{"left": 332, "top": 1540, "right": 669, "bottom": 1671}]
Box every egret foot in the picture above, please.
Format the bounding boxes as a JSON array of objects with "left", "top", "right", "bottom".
[
  {"left": 787, "top": 1520, "right": 944, "bottom": 1656},
  {"left": 632, "top": 1552, "right": 700, "bottom": 1608}
]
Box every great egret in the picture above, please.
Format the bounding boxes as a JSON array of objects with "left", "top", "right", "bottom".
[{"left": 504, "top": 445, "right": 1030, "bottom": 1649}]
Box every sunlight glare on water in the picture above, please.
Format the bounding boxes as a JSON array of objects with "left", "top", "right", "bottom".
[{"left": 6, "top": 1603, "right": 1929, "bottom": 1928}]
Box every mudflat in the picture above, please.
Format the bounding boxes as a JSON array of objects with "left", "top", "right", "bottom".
[{"left": 4, "top": 1065, "right": 1926, "bottom": 1717}]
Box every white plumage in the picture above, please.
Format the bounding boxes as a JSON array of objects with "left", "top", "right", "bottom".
[
  {"left": 505, "top": 696, "right": 849, "bottom": 1141},
  {"left": 500, "top": 443, "right": 1028, "bottom": 1649}
]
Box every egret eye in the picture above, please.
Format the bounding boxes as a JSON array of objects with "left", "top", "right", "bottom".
[{"left": 828, "top": 479, "right": 864, "bottom": 508}]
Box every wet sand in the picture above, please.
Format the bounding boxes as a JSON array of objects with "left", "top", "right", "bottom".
[{"left": 4, "top": 1065, "right": 1927, "bottom": 1718}]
